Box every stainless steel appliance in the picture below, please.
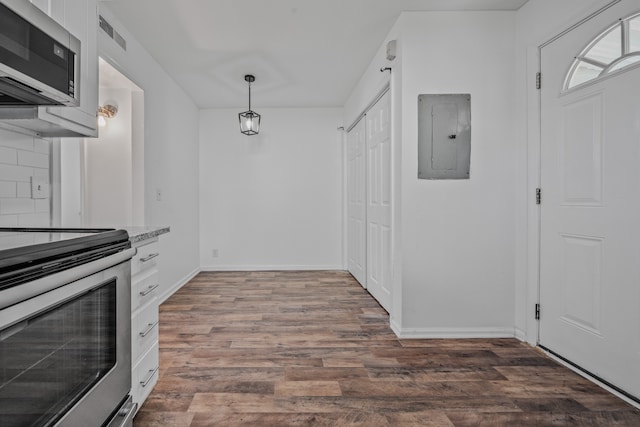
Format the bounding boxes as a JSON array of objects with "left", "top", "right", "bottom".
[
  {"left": 0, "top": 0, "right": 80, "bottom": 107},
  {"left": 0, "top": 228, "right": 136, "bottom": 427}
]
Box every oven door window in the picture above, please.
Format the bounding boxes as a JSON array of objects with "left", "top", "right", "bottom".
[{"left": 0, "top": 280, "right": 116, "bottom": 427}]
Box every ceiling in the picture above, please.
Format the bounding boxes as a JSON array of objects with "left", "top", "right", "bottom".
[{"left": 103, "top": 0, "right": 528, "bottom": 109}]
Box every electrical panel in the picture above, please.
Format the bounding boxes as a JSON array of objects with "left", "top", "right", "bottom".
[{"left": 418, "top": 94, "right": 471, "bottom": 180}]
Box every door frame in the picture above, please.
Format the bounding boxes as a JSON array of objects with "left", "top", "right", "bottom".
[
  {"left": 531, "top": 0, "right": 640, "bottom": 408},
  {"left": 526, "top": 0, "right": 623, "bottom": 347}
]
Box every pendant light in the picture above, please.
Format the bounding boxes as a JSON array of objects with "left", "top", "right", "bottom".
[{"left": 239, "top": 74, "right": 260, "bottom": 135}]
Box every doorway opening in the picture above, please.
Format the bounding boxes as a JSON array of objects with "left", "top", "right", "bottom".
[{"left": 83, "top": 58, "right": 145, "bottom": 227}]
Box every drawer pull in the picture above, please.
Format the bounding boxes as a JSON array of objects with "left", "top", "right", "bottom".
[
  {"left": 140, "top": 366, "right": 159, "bottom": 387},
  {"left": 140, "top": 252, "right": 159, "bottom": 263},
  {"left": 139, "top": 321, "right": 159, "bottom": 338},
  {"left": 139, "top": 284, "right": 159, "bottom": 297}
]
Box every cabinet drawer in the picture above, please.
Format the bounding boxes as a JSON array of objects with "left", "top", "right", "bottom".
[
  {"left": 132, "top": 270, "right": 160, "bottom": 312},
  {"left": 132, "top": 240, "right": 160, "bottom": 276},
  {"left": 132, "top": 342, "right": 159, "bottom": 407},
  {"left": 132, "top": 301, "right": 159, "bottom": 363}
]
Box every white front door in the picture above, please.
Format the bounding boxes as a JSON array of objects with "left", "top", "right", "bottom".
[
  {"left": 347, "top": 119, "right": 367, "bottom": 287},
  {"left": 366, "top": 91, "right": 392, "bottom": 312},
  {"left": 539, "top": 2, "right": 640, "bottom": 400}
]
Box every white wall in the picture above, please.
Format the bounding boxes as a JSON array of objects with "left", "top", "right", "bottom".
[
  {"left": 98, "top": 4, "right": 201, "bottom": 300},
  {"left": 399, "top": 12, "right": 516, "bottom": 336},
  {"left": 0, "top": 130, "right": 51, "bottom": 227},
  {"left": 346, "top": 11, "right": 517, "bottom": 337},
  {"left": 199, "top": 108, "right": 344, "bottom": 271},
  {"left": 513, "top": 0, "right": 615, "bottom": 343},
  {"left": 84, "top": 87, "right": 133, "bottom": 227}
]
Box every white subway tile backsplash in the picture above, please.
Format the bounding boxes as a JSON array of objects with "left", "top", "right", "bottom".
[
  {"left": 0, "top": 129, "right": 34, "bottom": 151},
  {"left": 0, "top": 147, "right": 17, "bottom": 165},
  {"left": 0, "top": 215, "right": 18, "bottom": 227},
  {"left": 0, "top": 129, "right": 51, "bottom": 227},
  {"left": 18, "top": 213, "right": 50, "bottom": 227},
  {"left": 16, "top": 182, "right": 30, "bottom": 198},
  {"left": 34, "top": 138, "right": 50, "bottom": 154},
  {"left": 0, "top": 164, "right": 34, "bottom": 182},
  {"left": 35, "top": 199, "right": 50, "bottom": 213},
  {"left": 33, "top": 168, "right": 49, "bottom": 179},
  {"left": 18, "top": 150, "right": 49, "bottom": 168},
  {"left": 0, "top": 198, "right": 35, "bottom": 214},
  {"left": 0, "top": 181, "right": 16, "bottom": 198}
]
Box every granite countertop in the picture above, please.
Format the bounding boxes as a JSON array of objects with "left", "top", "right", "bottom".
[{"left": 118, "top": 226, "right": 170, "bottom": 243}]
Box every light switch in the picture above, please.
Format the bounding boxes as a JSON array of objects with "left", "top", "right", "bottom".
[{"left": 30, "top": 177, "right": 48, "bottom": 199}]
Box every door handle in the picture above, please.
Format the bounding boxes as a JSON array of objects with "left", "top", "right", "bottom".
[
  {"left": 139, "top": 284, "right": 159, "bottom": 297},
  {"left": 140, "top": 366, "right": 159, "bottom": 387},
  {"left": 139, "top": 321, "right": 159, "bottom": 337},
  {"left": 140, "top": 253, "right": 159, "bottom": 263}
]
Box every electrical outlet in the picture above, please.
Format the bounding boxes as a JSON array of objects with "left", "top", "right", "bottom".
[
  {"left": 212, "top": 249, "right": 219, "bottom": 258},
  {"left": 30, "top": 176, "right": 48, "bottom": 199}
]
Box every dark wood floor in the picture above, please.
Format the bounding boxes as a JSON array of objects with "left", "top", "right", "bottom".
[{"left": 133, "top": 271, "right": 640, "bottom": 426}]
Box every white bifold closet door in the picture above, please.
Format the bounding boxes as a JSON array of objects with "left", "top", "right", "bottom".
[
  {"left": 347, "top": 119, "right": 367, "bottom": 286},
  {"left": 347, "top": 90, "right": 392, "bottom": 312}
]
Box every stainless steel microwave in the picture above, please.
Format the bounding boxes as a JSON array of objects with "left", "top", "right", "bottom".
[{"left": 0, "top": 0, "right": 80, "bottom": 107}]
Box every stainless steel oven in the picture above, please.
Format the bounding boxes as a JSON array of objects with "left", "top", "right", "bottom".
[{"left": 0, "top": 229, "right": 136, "bottom": 427}]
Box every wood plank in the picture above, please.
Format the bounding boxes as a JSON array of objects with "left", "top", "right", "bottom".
[{"left": 133, "top": 271, "right": 640, "bottom": 427}]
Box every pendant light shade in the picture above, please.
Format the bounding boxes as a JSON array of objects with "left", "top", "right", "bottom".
[{"left": 239, "top": 74, "right": 260, "bottom": 135}]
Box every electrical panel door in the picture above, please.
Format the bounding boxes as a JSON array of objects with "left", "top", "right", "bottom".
[{"left": 418, "top": 94, "right": 471, "bottom": 180}]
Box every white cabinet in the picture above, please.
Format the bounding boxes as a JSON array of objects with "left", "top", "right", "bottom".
[
  {"left": 130, "top": 238, "right": 161, "bottom": 411},
  {"left": 25, "top": 0, "right": 99, "bottom": 137}
]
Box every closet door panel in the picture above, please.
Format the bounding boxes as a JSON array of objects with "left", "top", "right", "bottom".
[
  {"left": 347, "top": 119, "right": 367, "bottom": 287},
  {"left": 366, "top": 91, "right": 392, "bottom": 312}
]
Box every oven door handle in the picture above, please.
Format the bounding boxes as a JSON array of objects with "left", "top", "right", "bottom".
[{"left": 0, "top": 248, "right": 135, "bottom": 328}]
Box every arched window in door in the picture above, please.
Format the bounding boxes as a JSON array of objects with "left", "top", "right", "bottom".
[{"left": 565, "top": 11, "right": 640, "bottom": 90}]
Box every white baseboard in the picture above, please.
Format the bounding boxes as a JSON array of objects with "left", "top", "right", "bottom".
[
  {"left": 390, "top": 325, "right": 516, "bottom": 339},
  {"left": 390, "top": 318, "right": 402, "bottom": 337},
  {"left": 200, "top": 264, "right": 345, "bottom": 272},
  {"left": 159, "top": 267, "right": 200, "bottom": 304},
  {"left": 514, "top": 327, "right": 526, "bottom": 342}
]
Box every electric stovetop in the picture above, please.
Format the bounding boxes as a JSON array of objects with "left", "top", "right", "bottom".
[{"left": 0, "top": 228, "right": 131, "bottom": 290}]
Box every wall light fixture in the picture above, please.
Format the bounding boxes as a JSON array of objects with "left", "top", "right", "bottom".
[{"left": 97, "top": 104, "right": 118, "bottom": 127}]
